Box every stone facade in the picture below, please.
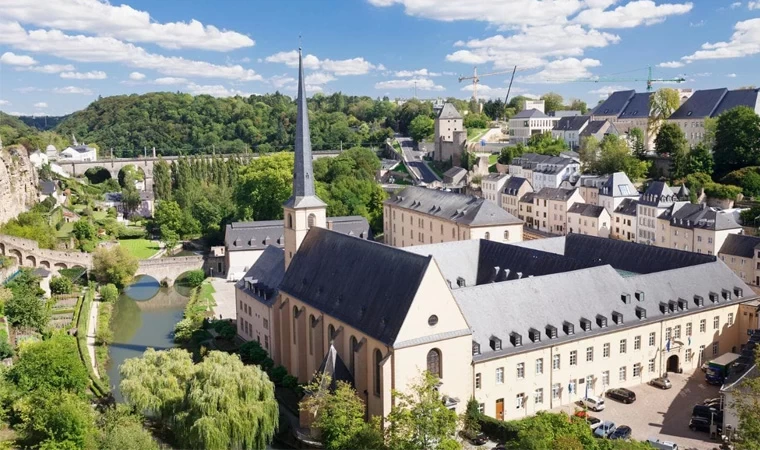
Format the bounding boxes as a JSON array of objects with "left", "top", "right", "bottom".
[{"left": 0, "top": 146, "right": 39, "bottom": 224}]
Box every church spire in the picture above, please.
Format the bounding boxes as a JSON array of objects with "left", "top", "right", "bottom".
[{"left": 284, "top": 47, "right": 324, "bottom": 208}]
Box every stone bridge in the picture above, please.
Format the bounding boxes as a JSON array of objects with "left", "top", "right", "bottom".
[
  {"left": 56, "top": 150, "right": 342, "bottom": 191},
  {"left": 136, "top": 256, "right": 205, "bottom": 285},
  {"left": 0, "top": 235, "right": 92, "bottom": 270}
]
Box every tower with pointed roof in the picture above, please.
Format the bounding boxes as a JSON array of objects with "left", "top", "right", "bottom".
[{"left": 283, "top": 48, "right": 327, "bottom": 269}]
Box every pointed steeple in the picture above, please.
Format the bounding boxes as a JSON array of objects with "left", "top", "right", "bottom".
[{"left": 284, "top": 47, "right": 325, "bottom": 208}]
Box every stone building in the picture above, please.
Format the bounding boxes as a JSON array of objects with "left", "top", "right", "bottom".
[{"left": 433, "top": 103, "right": 467, "bottom": 166}]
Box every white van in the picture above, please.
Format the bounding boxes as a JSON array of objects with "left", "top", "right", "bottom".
[
  {"left": 581, "top": 396, "right": 605, "bottom": 412},
  {"left": 647, "top": 438, "right": 678, "bottom": 450}
]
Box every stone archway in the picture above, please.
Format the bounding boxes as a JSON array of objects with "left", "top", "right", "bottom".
[
  {"left": 0, "top": 242, "right": 5, "bottom": 255},
  {"left": 54, "top": 262, "right": 68, "bottom": 270},
  {"left": 24, "top": 255, "right": 36, "bottom": 267},
  {"left": 667, "top": 354, "right": 680, "bottom": 373},
  {"left": 8, "top": 249, "right": 22, "bottom": 265},
  {"left": 39, "top": 260, "right": 51, "bottom": 269}
]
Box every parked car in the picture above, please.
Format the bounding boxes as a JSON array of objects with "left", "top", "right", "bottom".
[
  {"left": 606, "top": 388, "right": 636, "bottom": 404},
  {"left": 587, "top": 416, "right": 602, "bottom": 431},
  {"left": 702, "top": 397, "right": 721, "bottom": 406},
  {"left": 647, "top": 438, "right": 679, "bottom": 450},
  {"left": 610, "top": 425, "right": 632, "bottom": 440},
  {"left": 582, "top": 396, "right": 606, "bottom": 412},
  {"left": 649, "top": 377, "right": 672, "bottom": 389},
  {"left": 706, "top": 373, "right": 724, "bottom": 386},
  {"left": 689, "top": 416, "right": 722, "bottom": 433},
  {"left": 594, "top": 421, "right": 617, "bottom": 438},
  {"left": 692, "top": 404, "right": 721, "bottom": 419},
  {"left": 459, "top": 430, "right": 488, "bottom": 446}
]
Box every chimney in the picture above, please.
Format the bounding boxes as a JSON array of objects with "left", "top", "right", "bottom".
[
  {"left": 327, "top": 220, "right": 334, "bottom": 230},
  {"left": 516, "top": 272, "right": 523, "bottom": 279},
  {"left": 492, "top": 266, "right": 500, "bottom": 282},
  {"left": 503, "top": 269, "right": 510, "bottom": 279}
]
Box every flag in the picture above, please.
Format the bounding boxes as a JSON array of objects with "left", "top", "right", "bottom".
[
  {"left": 666, "top": 339, "right": 671, "bottom": 352},
  {"left": 688, "top": 336, "right": 691, "bottom": 346}
]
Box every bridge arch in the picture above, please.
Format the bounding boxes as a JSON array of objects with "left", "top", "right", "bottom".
[
  {"left": 118, "top": 164, "right": 146, "bottom": 188},
  {"left": 84, "top": 166, "right": 115, "bottom": 184},
  {"left": 24, "top": 255, "right": 36, "bottom": 267},
  {"left": 8, "top": 249, "right": 22, "bottom": 265},
  {"left": 39, "top": 260, "right": 51, "bottom": 269},
  {"left": 0, "top": 242, "right": 4, "bottom": 255},
  {"left": 54, "top": 262, "right": 68, "bottom": 270}
]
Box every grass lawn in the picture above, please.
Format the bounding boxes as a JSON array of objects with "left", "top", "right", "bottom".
[
  {"left": 392, "top": 140, "right": 402, "bottom": 154},
  {"left": 467, "top": 128, "right": 486, "bottom": 139},
  {"left": 92, "top": 210, "right": 107, "bottom": 221},
  {"left": 199, "top": 282, "right": 217, "bottom": 311},
  {"left": 118, "top": 238, "right": 160, "bottom": 259},
  {"left": 56, "top": 221, "right": 74, "bottom": 239},
  {"left": 489, "top": 154, "right": 499, "bottom": 165}
]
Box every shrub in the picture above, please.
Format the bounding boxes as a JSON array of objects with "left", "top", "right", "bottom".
[
  {"left": 100, "top": 284, "right": 119, "bottom": 303},
  {"left": 0, "top": 340, "right": 14, "bottom": 359},
  {"left": 183, "top": 270, "right": 206, "bottom": 288},
  {"left": 96, "top": 326, "right": 113, "bottom": 346},
  {"left": 174, "top": 317, "right": 200, "bottom": 343},
  {"left": 50, "top": 276, "right": 73, "bottom": 295},
  {"left": 117, "top": 227, "right": 146, "bottom": 239},
  {"left": 270, "top": 366, "right": 287, "bottom": 385},
  {"left": 217, "top": 322, "right": 236, "bottom": 340},
  {"left": 704, "top": 182, "right": 742, "bottom": 200},
  {"left": 282, "top": 374, "right": 299, "bottom": 389},
  {"left": 478, "top": 414, "right": 520, "bottom": 443},
  {"left": 239, "top": 341, "right": 269, "bottom": 365}
]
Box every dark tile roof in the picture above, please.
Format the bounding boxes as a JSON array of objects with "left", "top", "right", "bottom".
[
  {"left": 39, "top": 180, "right": 57, "bottom": 195},
  {"left": 638, "top": 181, "right": 676, "bottom": 207},
  {"left": 315, "top": 344, "right": 354, "bottom": 390},
  {"left": 386, "top": 186, "right": 522, "bottom": 226},
  {"left": 669, "top": 88, "right": 727, "bottom": 119},
  {"left": 553, "top": 115, "right": 590, "bottom": 131},
  {"left": 619, "top": 92, "right": 651, "bottom": 119},
  {"left": 567, "top": 203, "right": 607, "bottom": 218},
  {"left": 712, "top": 88, "right": 760, "bottom": 117},
  {"left": 513, "top": 108, "right": 549, "bottom": 119},
  {"left": 224, "top": 216, "right": 370, "bottom": 251},
  {"left": 71, "top": 145, "right": 95, "bottom": 153},
  {"left": 563, "top": 233, "right": 716, "bottom": 274},
  {"left": 533, "top": 187, "right": 577, "bottom": 201},
  {"left": 503, "top": 177, "right": 532, "bottom": 195},
  {"left": 438, "top": 102, "right": 463, "bottom": 120},
  {"left": 594, "top": 90, "right": 635, "bottom": 116},
  {"left": 580, "top": 120, "right": 616, "bottom": 137},
  {"left": 676, "top": 184, "right": 690, "bottom": 200},
  {"left": 280, "top": 228, "right": 431, "bottom": 346},
  {"left": 719, "top": 233, "right": 760, "bottom": 258},
  {"left": 519, "top": 192, "right": 537, "bottom": 203},
  {"left": 235, "top": 246, "right": 285, "bottom": 306},
  {"left": 600, "top": 172, "right": 638, "bottom": 198},
  {"left": 660, "top": 203, "right": 741, "bottom": 231},
  {"left": 614, "top": 198, "right": 639, "bottom": 216}
]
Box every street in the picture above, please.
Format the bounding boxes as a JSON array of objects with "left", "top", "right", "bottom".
[{"left": 396, "top": 136, "right": 439, "bottom": 184}]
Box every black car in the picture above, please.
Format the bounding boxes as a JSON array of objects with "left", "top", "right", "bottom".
[
  {"left": 459, "top": 431, "right": 488, "bottom": 446},
  {"left": 610, "top": 425, "right": 632, "bottom": 440},
  {"left": 690, "top": 416, "right": 722, "bottom": 433},
  {"left": 606, "top": 388, "right": 636, "bottom": 404},
  {"left": 693, "top": 404, "right": 722, "bottom": 419}
]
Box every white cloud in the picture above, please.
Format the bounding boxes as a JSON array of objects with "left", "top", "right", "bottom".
[
  {"left": 394, "top": 68, "right": 440, "bottom": 77},
  {"left": 749, "top": 1, "right": 759, "bottom": 9},
  {"left": 129, "top": 71, "right": 145, "bottom": 80},
  {"left": 731, "top": 2, "right": 742, "bottom": 8},
  {"left": 33, "top": 102, "right": 47, "bottom": 108},
  {"left": 682, "top": 18, "right": 760, "bottom": 62},
  {"left": 588, "top": 85, "right": 631, "bottom": 96},
  {"left": 28, "top": 63, "right": 75, "bottom": 73},
  {"left": 269, "top": 74, "right": 296, "bottom": 90},
  {"left": 265, "top": 50, "right": 320, "bottom": 69},
  {"left": 574, "top": 1, "right": 693, "bottom": 29},
  {"left": 374, "top": 78, "right": 444, "bottom": 91},
  {"left": 658, "top": 61, "right": 685, "bottom": 68},
  {"left": 0, "top": 51, "right": 36, "bottom": 66},
  {"left": 265, "top": 50, "right": 377, "bottom": 75},
  {"left": 153, "top": 77, "right": 188, "bottom": 85},
  {"left": 305, "top": 72, "right": 335, "bottom": 85},
  {"left": 690, "top": 20, "right": 705, "bottom": 27},
  {"left": 693, "top": 72, "right": 712, "bottom": 77},
  {"left": 3, "top": 0, "right": 254, "bottom": 51},
  {"left": 60, "top": 70, "right": 107, "bottom": 79},
  {"left": 727, "top": 73, "right": 737, "bottom": 77},
  {"left": 14, "top": 87, "right": 41, "bottom": 93},
  {"left": 460, "top": 83, "right": 529, "bottom": 100},
  {"left": 183, "top": 83, "right": 252, "bottom": 97},
  {"left": 0, "top": 21, "right": 262, "bottom": 82},
  {"left": 518, "top": 58, "right": 602, "bottom": 83},
  {"left": 306, "top": 85, "right": 324, "bottom": 93},
  {"left": 0, "top": 100, "right": 10, "bottom": 106},
  {"left": 52, "top": 86, "right": 93, "bottom": 95}
]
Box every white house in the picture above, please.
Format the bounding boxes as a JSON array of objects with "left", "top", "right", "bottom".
[
  {"left": 509, "top": 153, "right": 580, "bottom": 192},
  {"left": 481, "top": 173, "right": 510, "bottom": 208},
  {"left": 509, "top": 109, "right": 559, "bottom": 144},
  {"left": 29, "top": 150, "right": 49, "bottom": 168},
  {"left": 60, "top": 144, "right": 97, "bottom": 162},
  {"left": 102, "top": 191, "right": 154, "bottom": 219},
  {"left": 552, "top": 116, "right": 590, "bottom": 149}
]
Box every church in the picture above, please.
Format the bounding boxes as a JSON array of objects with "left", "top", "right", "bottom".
[{"left": 236, "top": 49, "right": 758, "bottom": 422}]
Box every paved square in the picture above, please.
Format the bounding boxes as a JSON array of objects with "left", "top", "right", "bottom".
[
  {"left": 555, "top": 370, "right": 723, "bottom": 450},
  {"left": 210, "top": 275, "right": 237, "bottom": 321}
]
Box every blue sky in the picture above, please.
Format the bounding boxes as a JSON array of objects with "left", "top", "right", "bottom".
[{"left": 0, "top": 0, "right": 758, "bottom": 116}]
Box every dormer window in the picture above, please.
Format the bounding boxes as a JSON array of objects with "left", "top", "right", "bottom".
[
  {"left": 694, "top": 295, "right": 704, "bottom": 307},
  {"left": 722, "top": 289, "right": 731, "bottom": 300},
  {"left": 580, "top": 318, "right": 592, "bottom": 332},
  {"left": 659, "top": 302, "right": 669, "bottom": 314},
  {"left": 457, "top": 277, "right": 466, "bottom": 288},
  {"left": 734, "top": 287, "right": 743, "bottom": 298},
  {"left": 472, "top": 341, "right": 481, "bottom": 356},
  {"left": 621, "top": 293, "right": 631, "bottom": 304},
  {"left": 528, "top": 328, "right": 541, "bottom": 342},
  {"left": 596, "top": 314, "right": 607, "bottom": 328},
  {"left": 510, "top": 332, "right": 522, "bottom": 347},
  {"left": 612, "top": 311, "right": 624, "bottom": 325},
  {"left": 635, "top": 291, "right": 645, "bottom": 302},
  {"left": 678, "top": 298, "right": 688, "bottom": 311},
  {"left": 490, "top": 336, "right": 502, "bottom": 351},
  {"left": 563, "top": 321, "right": 574, "bottom": 335},
  {"left": 546, "top": 325, "right": 558, "bottom": 339},
  {"left": 635, "top": 306, "right": 646, "bottom": 320},
  {"left": 709, "top": 292, "right": 719, "bottom": 303},
  {"left": 669, "top": 300, "right": 678, "bottom": 313}
]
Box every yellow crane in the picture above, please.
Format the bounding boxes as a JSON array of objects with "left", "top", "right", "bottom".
[{"left": 458, "top": 66, "right": 516, "bottom": 103}]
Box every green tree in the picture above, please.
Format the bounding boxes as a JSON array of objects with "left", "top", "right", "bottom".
[
  {"left": 10, "top": 335, "right": 89, "bottom": 395},
  {"left": 152, "top": 158, "right": 172, "bottom": 201},
  {"left": 72, "top": 219, "right": 96, "bottom": 242},
  {"left": 498, "top": 144, "right": 524, "bottom": 165},
  {"left": 99, "top": 283, "right": 119, "bottom": 302},
  {"left": 628, "top": 127, "right": 646, "bottom": 159},
  {"left": 14, "top": 391, "right": 97, "bottom": 450},
  {"left": 49, "top": 276, "right": 73, "bottom": 295},
  {"left": 482, "top": 99, "right": 506, "bottom": 120},
  {"left": 235, "top": 152, "right": 294, "bottom": 221},
  {"left": 527, "top": 132, "right": 567, "bottom": 156},
  {"left": 0, "top": 211, "right": 57, "bottom": 250},
  {"left": 507, "top": 412, "right": 596, "bottom": 450},
  {"left": 540, "top": 92, "right": 564, "bottom": 113},
  {"left": 408, "top": 115, "right": 434, "bottom": 142},
  {"left": 121, "top": 184, "right": 142, "bottom": 219},
  {"left": 5, "top": 270, "right": 48, "bottom": 331},
  {"left": 589, "top": 135, "right": 650, "bottom": 180},
  {"left": 464, "top": 113, "right": 489, "bottom": 129},
  {"left": 92, "top": 245, "right": 138, "bottom": 288},
  {"left": 183, "top": 269, "right": 205, "bottom": 288},
  {"left": 462, "top": 398, "right": 481, "bottom": 437},
  {"left": 648, "top": 87, "right": 680, "bottom": 138},
  {"left": 579, "top": 136, "right": 600, "bottom": 170},
  {"left": 733, "top": 347, "right": 760, "bottom": 450},
  {"left": 714, "top": 106, "right": 760, "bottom": 177},
  {"left": 654, "top": 122, "right": 687, "bottom": 156},
  {"left": 688, "top": 142, "right": 714, "bottom": 175},
  {"left": 568, "top": 99, "right": 588, "bottom": 114},
  {"left": 385, "top": 372, "right": 458, "bottom": 450},
  {"left": 97, "top": 405, "right": 159, "bottom": 450}
]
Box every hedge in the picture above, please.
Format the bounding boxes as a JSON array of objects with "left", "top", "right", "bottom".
[{"left": 478, "top": 414, "right": 520, "bottom": 443}]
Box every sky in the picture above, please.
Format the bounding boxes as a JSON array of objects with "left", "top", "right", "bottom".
[{"left": 0, "top": 0, "right": 758, "bottom": 116}]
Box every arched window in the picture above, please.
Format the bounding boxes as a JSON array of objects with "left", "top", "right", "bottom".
[
  {"left": 349, "top": 336, "right": 358, "bottom": 375},
  {"left": 484, "top": 232, "right": 490, "bottom": 241},
  {"left": 287, "top": 213, "right": 293, "bottom": 229},
  {"left": 308, "top": 213, "right": 316, "bottom": 229},
  {"left": 374, "top": 349, "right": 382, "bottom": 395},
  {"left": 328, "top": 324, "right": 336, "bottom": 343},
  {"left": 293, "top": 306, "right": 298, "bottom": 344},
  {"left": 309, "top": 315, "right": 316, "bottom": 355},
  {"left": 503, "top": 230, "right": 510, "bottom": 240},
  {"left": 427, "top": 348, "right": 442, "bottom": 378}
]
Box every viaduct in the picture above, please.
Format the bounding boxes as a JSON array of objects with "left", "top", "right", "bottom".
[
  {"left": 0, "top": 235, "right": 204, "bottom": 285},
  {"left": 56, "top": 150, "right": 342, "bottom": 191}
]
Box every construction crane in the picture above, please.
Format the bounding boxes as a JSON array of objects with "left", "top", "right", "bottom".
[
  {"left": 563, "top": 66, "right": 686, "bottom": 91},
  {"left": 458, "top": 66, "right": 516, "bottom": 102}
]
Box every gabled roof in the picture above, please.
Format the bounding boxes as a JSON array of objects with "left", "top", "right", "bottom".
[
  {"left": 600, "top": 172, "right": 638, "bottom": 198},
  {"left": 443, "top": 166, "right": 467, "bottom": 179},
  {"left": 224, "top": 216, "right": 370, "bottom": 251},
  {"left": 532, "top": 187, "right": 577, "bottom": 202},
  {"left": 235, "top": 246, "right": 285, "bottom": 306},
  {"left": 438, "top": 103, "right": 463, "bottom": 120},
  {"left": 519, "top": 192, "right": 537, "bottom": 203},
  {"left": 669, "top": 88, "right": 727, "bottom": 119},
  {"left": 580, "top": 120, "right": 617, "bottom": 137},
  {"left": 639, "top": 181, "right": 676, "bottom": 207},
  {"left": 712, "top": 88, "right": 760, "bottom": 117},
  {"left": 39, "top": 180, "right": 57, "bottom": 195},
  {"left": 659, "top": 203, "right": 742, "bottom": 231},
  {"left": 315, "top": 344, "right": 354, "bottom": 390},
  {"left": 280, "top": 228, "right": 431, "bottom": 346},
  {"left": 567, "top": 203, "right": 607, "bottom": 218},
  {"left": 385, "top": 186, "right": 522, "bottom": 226},
  {"left": 619, "top": 92, "right": 651, "bottom": 119},
  {"left": 513, "top": 108, "right": 549, "bottom": 119},
  {"left": 719, "top": 233, "right": 760, "bottom": 258},
  {"left": 503, "top": 177, "right": 532, "bottom": 195},
  {"left": 614, "top": 198, "right": 639, "bottom": 216},
  {"left": 594, "top": 90, "right": 635, "bottom": 117},
  {"left": 553, "top": 115, "right": 590, "bottom": 132}
]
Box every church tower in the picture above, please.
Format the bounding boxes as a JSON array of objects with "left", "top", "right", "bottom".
[{"left": 283, "top": 47, "right": 327, "bottom": 269}]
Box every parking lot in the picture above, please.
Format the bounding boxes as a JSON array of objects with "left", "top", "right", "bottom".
[{"left": 556, "top": 370, "right": 724, "bottom": 450}]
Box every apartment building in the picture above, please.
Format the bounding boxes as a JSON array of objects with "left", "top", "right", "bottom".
[
  {"left": 527, "top": 187, "right": 584, "bottom": 234},
  {"left": 598, "top": 172, "right": 640, "bottom": 213},
  {"left": 657, "top": 203, "right": 743, "bottom": 255},
  {"left": 612, "top": 198, "right": 638, "bottom": 242},
  {"left": 509, "top": 110, "right": 559, "bottom": 144},
  {"left": 508, "top": 153, "right": 580, "bottom": 191},
  {"left": 567, "top": 203, "right": 611, "bottom": 238},
  {"left": 482, "top": 173, "right": 510, "bottom": 208},
  {"left": 552, "top": 115, "right": 590, "bottom": 149},
  {"left": 502, "top": 177, "right": 533, "bottom": 220},
  {"left": 719, "top": 234, "right": 760, "bottom": 286},
  {"left": 383, "top": 186, "right": 523, "bottom": 248},
  {"left": 518, "top": 192, "right": 538, "bottom": 229},
  {"left": 637, "top": 182, "right": 677, "bottom": 245},
  {"left": 568, "top": 175, "right": 609, "bottom": 205},
  {"left": 579, "top": 120, "right": 619, "bottom": 144}
]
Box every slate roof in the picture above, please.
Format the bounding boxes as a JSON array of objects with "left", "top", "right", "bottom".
[
  {"left": 519, "top": 192, "right": 537, "bottom": 203},
  {"left": 580, "top": 120, "right": 617, "bottom": 137},
  {"left": 594, "top": 90, "right": 635, "bottom": 116},
  {"left": 532, "top": 187, "right": 577, "bottom": 202},
  {"left": 438, "top": 103, "right": 463, "bottom": 120},
  {"left": 224, "top": 216, "right": 370, "bottom": 252},
  {"left": 712, "top": 88, "right": 760, "bottom": 116},
  {"left": 104, "top": 191, "right": 153, "bottom": 202},
  {"left": 280, "top": 228, "right": 432, "bottom": 346},
  {"left": 39, "top": 180, "right": 57, "bottom": 195},
  {"left": 676, "top": 184, "right": 690, "bottom": 200},
  {"left": 315, "top": 344, "right": 354, "bottom": 390},
  {"left": 386, "top": 186, "right": 522, "bottom": 226},
  {"left": 553, "top": 115, "right": 590, "bottom": 132},
  {"left": 512, "top": 108, "right": 549, "bottom": 119},
  {"left": 670, "top": 88, "right": 727, "bottom": 119},
  {"left": 600, "top": 172, "right": 638, "bottom": 198},
  {"left": 614, "top": 198, "right": 639, "bottom": 216},
  {"left": 567, "top": 203, "right": 607, "bottom": 218},
  {"left": 638, "top": 181, "right": 676, "bottom": 207},
  {"left": 719, "top": 233, "right": 760, "bottom": 258},
  {"left": 235, "top": 246, "right": 285, "bottom": 306},
  {"left": 67, "top": 145, "right": 95, "bottom": 154},
  {"left": 503, "top": 177, "right": 532, "bottom": 196},
  {"left": 619, "top": 92, "right": 652, "bottom": 119},
  {"left": 659, "top": 203, "right": 742, "bottom": 231}
]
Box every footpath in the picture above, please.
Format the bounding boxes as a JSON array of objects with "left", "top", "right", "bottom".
[{"left": 86, "top": 297, "right": 100, "bottom": 377}]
